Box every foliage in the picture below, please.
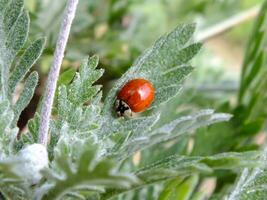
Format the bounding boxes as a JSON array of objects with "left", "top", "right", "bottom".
[
  {"left": 225, "top": 150, "right": 267, "bottom": 200},
  {"left": 0, "top": 0, "right": 266, "bottom": 200},
  {"left": 0, "top": 0, "right": 45, "bottom": 157},
  {"left": 223, "top": 1, "right": 267, "bottom": 199},
  {"left": 26, "top": 0, "right": 258, "bottom": 78}
]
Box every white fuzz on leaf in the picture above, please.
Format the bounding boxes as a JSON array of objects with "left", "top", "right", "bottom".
[{"left": 15, "top": 144, "right": 48, "bottom": 185}]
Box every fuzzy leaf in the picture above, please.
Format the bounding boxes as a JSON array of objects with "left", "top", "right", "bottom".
[
  {"left": 8, "top": 38, "right": 45, "bottom": 95},
  {"left": 113, "top": 110, "right": 231, "bottom": 160},
  {"left": 50, "top": 56, "right": 104, "bottom": 146},
  {"left": 0, "top": 160, "right": 30, "bottom": 200},
  {"left": 103, "top": 23, "right": 201, "bottom": 118},
  {"left": 0, "top": 99, "right": 18, "bottom": 156},
  {"left": 0, "top": 0, "right": 25, "bottom": 97},
  {"left": 67, "top": 55, "right": 104, "bottom": 106},
  {"left": 12, "top": 72, "right": 38, "bottom": 126},
  {"left": 136, "top": 152, "right": 261, "bottom": 183},
  {"left": 101, "top": 152, "right": 261, "bottom": 200},
  {"left": 225, "top": 149, "right": 267, "bottom": 200},
  {"left": 98, "top": 24, "right": 205, "bottom": 164},
  {"left": 0, "top": 0, "right": 43, "bottom": 153},
  {"left": 37, "top": 140, "right": 138, "bottom": 200}
]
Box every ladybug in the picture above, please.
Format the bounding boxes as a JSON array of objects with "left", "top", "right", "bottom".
[{"left": 115, "top": 78, "right": 155, "bottom": 117}]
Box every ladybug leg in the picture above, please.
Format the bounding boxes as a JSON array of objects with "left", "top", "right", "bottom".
[{"left": 115, "top": 99, "right": 132, "bottom": 117}]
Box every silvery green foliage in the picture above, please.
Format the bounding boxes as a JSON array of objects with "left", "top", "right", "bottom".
[
  {"left": 103, "top": 23, "right": 201, "bottom": 118},
  {"left": 50, "top": 55, "right": 104, "bottom": 151},
  {"left": 225, "top": 148, "right": 267, "bottom": 200},
  {"left": 101, "top": 151, "right": 262, "bottom": 200},
  {"left": 0, "top": 0, "right": 45, "bottom": 157},
  {"left": 225, "top": 150, "right": 267, "bottom": 200},
  {"left": 98, "top": 23, "right": 206, "bottom": 158},
  {"left": 0, "top": 0, "right": 44, "bottom": 198},
  {"left": 0, "top": 160, "right": 30, "bottom": 199},
  {"left": 36, "top": 136, "right": 138, "bottom": 200},
  {"left": 136, "top": 151, "right": 262, "bottom": 181},
  {"left": 0, "top": 1, "right": 262, "bottom": 199},
  {"left": 32, "top": 56, "right": 138, "bottom": 199},
  {"left": 34, "top": 25, "right": 236, "bottom": 199},
  {"left": 108, "top": 110, "right": 231, "bottom": 161}
]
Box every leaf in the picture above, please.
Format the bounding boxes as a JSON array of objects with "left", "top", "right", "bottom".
[
  {"left": 67, "top": 55, "right": 104, "bottom": 106},
  {"left": 26, "top": 56, "right": 103, "bottom": 157},
  {"left": 225, "top": 149, "right": 267, "bottom": 200},
  {"left": 0, "top": 160, "right": 30, "bottom": 200},
  {"left": 0, "top": 100, "right": 13, "bottom": 134},
  {"left": 0, "top": 0, "right": 25, "bottom": 97},
  {"left": 158, "top": 176, "right": 198, "bottom": 200},
  {"left": 38, "top": 54, "right": 110, "bottom": 199},
  {"left": 37, "top": 140, "right": 138, "bottom": 200},
  {"left": 6, "top": 9, "right": 29, "bottom": 54},
  {"left": 238, "top": 0, "right": 267, "bottom": 121},
  {"left": 136, "top": 152, "right": 261, "bottom": 182},
  {"left": 101, "top": 151, "right": 262, "bottom": 200},
  {"left": 0, "top": 0, "right": 43, "bottom": 155},
  {"left": 8, "top": 38, "right": 45, "bottom": 95},
  {"left": 12, "top": 71, "right": 38, "bottom": 126},
  {"left": 0, "top": 99, "right": 18, "bottom": 156},
  {"left": 97, "top": 24, "right": 205, "bottom": 168},
  {"left": 57, "top": 68, "right": 76, "bottom": 86},
  {"left": 103, "top": 23, "right": 201, "bottom": 119},
  {"left": 113, "top": 110, "right": 231, "bottom": 160}
]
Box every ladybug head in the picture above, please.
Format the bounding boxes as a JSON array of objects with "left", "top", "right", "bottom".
[{"left": 115, "top": 99, "right": 132, "bottom": 117}]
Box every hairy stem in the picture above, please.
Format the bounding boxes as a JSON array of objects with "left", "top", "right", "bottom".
[{"left": 38, "top": 0, "right": 79, "bottom": 146}]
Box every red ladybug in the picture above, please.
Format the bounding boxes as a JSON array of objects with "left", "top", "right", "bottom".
[{"left": 116, "top": 78, "right": 155, "bottom": 117}]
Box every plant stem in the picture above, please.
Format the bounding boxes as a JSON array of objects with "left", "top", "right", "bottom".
[
  {"left": 38, "top": 0, "right": 79, "bottom": 146},
  {"left": 196, "top": 5, "right": 260, "bottom": 41}
]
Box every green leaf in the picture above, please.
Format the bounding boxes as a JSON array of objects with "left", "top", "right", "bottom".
[
  {"left": 103, "top": 23, "right": 201, "bottom": 118},
  {"left": 57, "top": 68, "right": 76, "bottom": 86},
  {"left": 67, "top": 55, "right": 104, "bottom": 106},
  {"left": 136, "top": 152, "right": 261, "bottom": 182},
  {"left": 0, "top": 0, "right": 43, "bottom": 157},
  {"left": 113, "top": 110, "right": 231, "bottom": 160},
  {"left": 48, "top": 55, "right": 104, "bottom": 153},
  {"left": 12, "top": 71, "right": 38, "bottom": 126},
  {"left": 158, "top": 176, "right": 198, "bottom": 200},
  {"left": 38, "top": 140, "right": 138, "bottom": 200},
  {"left": 6, "top": 9, "right": 29, "bottom": 54},
  {"left": 0, "top": 99, "right": 18, "bottom": 156},
  {"left": 101, "top": 151, "right": 261, "bottom": 200},
  {"left": 23, "top": 55, "right": 103, "bottom": 157},
  {"left": 96, "top": 25, "right": 205, "bottom": 171},
  {"left": 225, "top": 149, "right": 267, "bottom": 200},
  {"left": 0, "top": 100, "right": 13, "bottom": 134},
  {"left": 0, "top": 0, "right": 25, "bottom": 97},
  {"left": 0, "top": 0, "right": 8, "bottom": 12},
  {"left": 20, "top": 113, "right": 40, "bottom": 145},
  {"left": 0, "top": 160, "right": 30, "bottom": 200},
  {"left": 238, "top": 0, "right": 267, "bottom": 121},
  {"left": 158, "top": 178, "right": 185, "bottom": 200},
  {"left": 8, "top": 38, "right": 45, "bottom": 95}
]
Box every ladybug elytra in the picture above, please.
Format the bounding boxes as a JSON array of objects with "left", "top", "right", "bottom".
[{"left": 115, "top": 78, "right": 155, "bottom": 117}]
